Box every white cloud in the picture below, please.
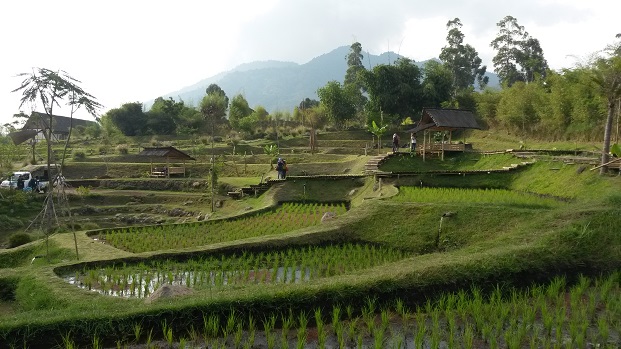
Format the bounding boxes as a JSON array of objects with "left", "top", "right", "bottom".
[{"left": 1, "top": 0, "right": 619, "bottom": 127}]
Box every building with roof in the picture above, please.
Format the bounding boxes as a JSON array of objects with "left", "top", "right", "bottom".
[
  {"left": 10, "top": 111, "right": 98, "bottom": 145},
  {"left": 138, "top": 146, "right": 196, "bottom": 177},
  {"left": 406, "top": 108, "right": 481, "bottom": 160}
]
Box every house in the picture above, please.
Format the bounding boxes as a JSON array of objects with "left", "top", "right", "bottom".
[{"left": 14, "top": 111, "right": 98, "bottom": 144}]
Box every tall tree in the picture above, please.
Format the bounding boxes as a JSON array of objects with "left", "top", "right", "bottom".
[
  {"left": 344, "top": 42, "right": 365, "bottom": 86},
  {"left": 439, "top": 18, "right": 488, "bottom": 93},
  {"left": 200, "top": 92, "right": 228, "bottom": 212},
  {"left": 490, "top": 16, "right": 549, "bottom": 86},
  {"left": 12, "top": 68, "right": 101, "bottom": 260},
  {"left": 344, "top": 42, "right": 368, "bottom": 120}
]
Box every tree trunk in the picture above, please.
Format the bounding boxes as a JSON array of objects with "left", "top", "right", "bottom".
[{"left": 600, "top": 101, "right": 615, "bottom": 175}]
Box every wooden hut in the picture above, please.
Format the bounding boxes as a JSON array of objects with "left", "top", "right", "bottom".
[
  {"left": 407, "top": 108, "right": 481, "bottom": 161},
  {"left": 138, "top": 146, "right": 196, "bottom": 178}
]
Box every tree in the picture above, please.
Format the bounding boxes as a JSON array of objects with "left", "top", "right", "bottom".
[
  {"left": 12, "top": 68, "right": 102, "bottom": 260},
  {"left": 361, "top": 58, "right": 424, "bottom": 126},
  {"left": 589, "top": 39, "right": 621, "bottom": 174},
  {"left": 102, "top": 102, "right": 146, "bottom": 136},
  {"left": 200, "top": 92, "right": 228, "bottom": 212},
  {"left": 439, "top": 18, "right": 488, "bottom": 93},
  {"left": 205, "top": 84, "right": 229, "bottom": 107},
  {"left": 229, "top": 94, "right": 253, "bottom": 131},
  {"left": 317, "top": 80, "right": 356, "bottom": 129},
  {"left": 421, "top": 60, "right": 454, "bottom": 108},
  {"left": 367, "top": 120, "right": 388, "bottom": 155},
  {"left": 344, "top": 42, "right": 365, "bottom": 86},
  {"left": 303, "top": 105, "right": 328, "bottom": 154},
  {"left": 490, "top": 16, "right": 548, "bottom": 86}
]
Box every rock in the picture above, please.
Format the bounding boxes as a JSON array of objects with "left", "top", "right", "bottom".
[
  {"left": 215, "top": 200, "right": 223, "bottom": 208},
  {"left": 348, "top": 189, "right": 357, "bottom": 196},
  {"left": 182, "top": 201, "right": 193, "bottom": 206},
  {"left": 244, "top": 206, "right": 253, "bottom": 211},
  {"left": 342, "top": 168, "right": 350, "bottom": 174},
  {"left": 197, "top": 214, "right": 205, "bottom": 221},
  {"left": 321, "top": 212, "right": 337, "bottom": 223},
  {"left": 144, "top": 284, "right": 193, "bottom": 304},
  {"left": 192, "top": 182, "right": 201, "bottom": 188}
]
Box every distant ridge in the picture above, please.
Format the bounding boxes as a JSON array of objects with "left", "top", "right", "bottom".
[{"left": 145, "top": 46, "right": 499, "bottom": 112}]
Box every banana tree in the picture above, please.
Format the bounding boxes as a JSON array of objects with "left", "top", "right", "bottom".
[
  {"left": 367, "top": 120, "right": 388, "bottom": 155},
  {"left": 263, "top": 144, "right": 279, "bottom": 169}
]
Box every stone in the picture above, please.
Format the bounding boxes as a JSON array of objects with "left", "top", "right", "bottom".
[
  {"left": 144, "top": 284, "right": 193, "bottom": 304},
  {"left": 321, "top": 211, "right": 336, "bottom": 223}
]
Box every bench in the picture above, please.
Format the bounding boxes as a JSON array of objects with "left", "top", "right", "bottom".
[{"left": 150, "top": 166, "right": 185, "bottom": 177}]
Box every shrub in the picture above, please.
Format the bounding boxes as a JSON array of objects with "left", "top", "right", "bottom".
[
  {"left": 8, "top": 233, "right": 32, "bottom": 248},
  {"left": 73, "top": 151, "right": 87, "bottom": 161},
  {"left": 75, "top": 186, "right": 92, "bottom": 197},
  {"left": 116, "top": 144, "right": 129, "bottom": 155}
]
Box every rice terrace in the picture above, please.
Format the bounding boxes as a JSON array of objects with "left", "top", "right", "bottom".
[{"left": 2, "top": 35, "right": 621, "bottom": 348}]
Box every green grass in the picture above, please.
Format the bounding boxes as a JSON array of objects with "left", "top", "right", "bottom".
[
  {"left": 1, "top": 132, "right": 620, "bottom": 348},
  {"left": 379, "top": 152, "right": 519, "bottom": 173}
]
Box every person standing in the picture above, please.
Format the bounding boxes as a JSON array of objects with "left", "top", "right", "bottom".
[
  {"left": 276, "top": 158, "right": 285, "bottom": 179},
  {"left": 17, "top": 175, "right": 24, "bottom": 190},
  {"left": 410, "top": 132, "right": 417, "bottom": 153},
  {"left": 392, "top": 133, "right": 400, "bottom": 153}
]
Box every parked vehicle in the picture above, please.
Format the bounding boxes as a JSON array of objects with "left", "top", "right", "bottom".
[{"left": 0, "top": 165, "right": 58, "bottom": 192}]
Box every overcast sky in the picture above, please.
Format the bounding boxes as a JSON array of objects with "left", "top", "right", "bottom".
[{"left": 1, "top": 0, "right": 619, "bottom": 128}]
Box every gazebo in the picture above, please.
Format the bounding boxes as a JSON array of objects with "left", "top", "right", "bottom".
[
  {"left": 407, "top": 108, "right": 481, "bottom": 161},
  {"left": 138, "top": 146, "right": 196, "bottom": 178}
]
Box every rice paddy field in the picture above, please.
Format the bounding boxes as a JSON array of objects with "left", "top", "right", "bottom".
[{"left": 1, "top": 148, "right": 620, "bottom": 349}]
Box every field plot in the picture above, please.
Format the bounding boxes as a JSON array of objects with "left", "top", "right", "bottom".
[
  {"left": 394, "top": 187, "right": 564, "bottom": 208},
  {"left": 95, "top": 202, "right": 347, "bottom": 253},
  {"left": 61, "top": 243, "right": 411, "bottom": 298}
]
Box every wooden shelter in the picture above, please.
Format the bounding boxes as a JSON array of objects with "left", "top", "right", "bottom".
[
  {"left": 406, "top": 108, "right": 481, "bottom": 161},
  {"left": 138, "top": 146, "right": 195, "bottom": 178}
]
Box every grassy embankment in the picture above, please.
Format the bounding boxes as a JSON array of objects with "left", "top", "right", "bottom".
[{"left": 0, "top": 134, "right": 619, "bottom": 347}]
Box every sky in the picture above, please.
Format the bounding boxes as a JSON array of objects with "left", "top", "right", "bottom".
[{"left": 1, "top": 0, "right": 619, "bottom": 129}]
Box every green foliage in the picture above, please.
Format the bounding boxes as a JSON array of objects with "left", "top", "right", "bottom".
[
  {"left": 8, "top": 233, "right": 32, "bottom": 248},
  {"left": 361, "top": 58, "right": 424, "bottom": 126},
  {"left": 317, "top": 81, "right": 357, "bottom": 129},
  {"left": 490, "top": 16, "right": 548, "bottom": 86},
  {"left": 101, "top": 102, "right": 146, "bottom": 136},
  {"left": 75, "top": 186, "right": 92, "bottom": 197},
  {"left": 72, "top": 150, "right": 86, "bottom": 161},
  {"left": 229, "top": 94, "right": 253, "bottom": 131},
  {"left": 440, "top": 18, "right": 488, "bottom": 91},
  {"left": 15, "top": 276, "right": 63, "bottom": 311}
]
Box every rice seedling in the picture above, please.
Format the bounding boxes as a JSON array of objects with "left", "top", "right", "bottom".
[
  {"left": 64, "top": 242, "right": 410, "bottom": 297},
  {"left": 296, "top": 311, "right": 308, "bottom": 349},
  {"left": 394, "top": 187, "right": 562, "bottom": 208},
  {"left": 61, "top": 332, "right": 76, "bottom": 349},
  {"left": 100, "top": 202, "right": 348, "bottom": 253}
]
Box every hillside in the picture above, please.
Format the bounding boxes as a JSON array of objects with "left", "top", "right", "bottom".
[{"left": 146, "top": 46, "right": 499, "bottom": 112}]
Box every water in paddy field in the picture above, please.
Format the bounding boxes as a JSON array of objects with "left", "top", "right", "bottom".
[{"left": 63, "top": 266, "right": 312, "bottom": 298}]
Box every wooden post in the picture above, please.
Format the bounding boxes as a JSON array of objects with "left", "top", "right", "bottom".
[
  {"left": 441, "top": 133, "right": 445, "bottom": 161},
  {"left": 166, "top": 158, "right": 170, "bottom": 178},
  {"left": 422, "top": 130, "right": 426, "bottom": 162}
]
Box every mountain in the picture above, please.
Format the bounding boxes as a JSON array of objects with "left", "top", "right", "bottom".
[{"left": 146, "top": 46, "right": 499, "bottom": 112}]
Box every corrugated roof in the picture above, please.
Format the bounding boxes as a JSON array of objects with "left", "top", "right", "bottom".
[
  {"left": 406, "top": 108, "right": 480, "bottom": 133},
  {"left": 138, "top": 146, "right": 196, "bottom": 160}
]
